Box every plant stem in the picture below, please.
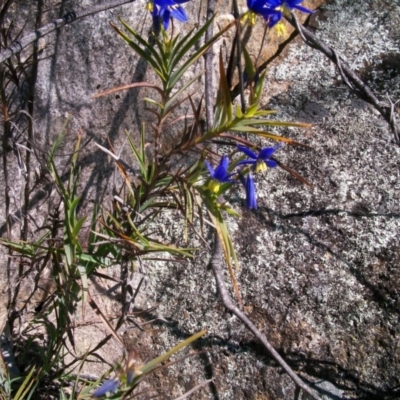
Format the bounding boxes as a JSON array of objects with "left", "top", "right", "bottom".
[
  {"left": 286, "top": 13, "right": 399, "bottom": 146},
  {"left": 204, "top": 0, "right": 216, "bottom": 133},
  {"left": 0, "top": 0, "right": 137, "bottom": 64}
]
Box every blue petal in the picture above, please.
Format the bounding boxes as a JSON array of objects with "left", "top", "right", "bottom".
[
  {"left": 170, "top": 6, "right": 187, "bottom": 22},
  {"left": 93, "top": 379, "right": 120, "bottom": 398},
  {"left": 258, "top": 147, "right": 276, "bottom": 160},
  {"left": 205, "top": 161, "right": 215, "bottom": 178},
  {"left": 248, "top": 0, "right": 269, "bottom": 13},
  {"left": 155, "top": 0, "right": 179, "bottom": 6},
  {"left": 266, "top": 159, "right": 278, "bottom": 168},
  {"left": 236, "top": 160, "right": 257, "bottom": 167},
  {"left": 293, "top": 4, "right": 313, "bottom": 13},
  {"left": 285, "top": 0, "right": 303, "bottom": 6},
  {"left": 152, "top": 5, "right": 161, "bottom": 18},
  {"left": 265, "top": 0, "right": 281, "bottom": 6},
  {"left": 264, "top": 9, "right": 282, "bottom": 27},
  {"left": 155, "top": 0, "right": 189, "bottom": 4},
  {"left": 162, "top": 8, "right": 171, "bottom": 30},
  {"left": 226, "top": 170, "right": 238, "bottom": 180},
  {"left": 245, "top": 174, "right": 257, "bottom": 209},
  {"left": 214, "top": 156, "right": 230, "bottom": 181},
  {"left": 237, "top": 145, "right": 257, "bottom": 159},
  {"left": 152, "top": 7, "right": 163, "bottom": 32}
]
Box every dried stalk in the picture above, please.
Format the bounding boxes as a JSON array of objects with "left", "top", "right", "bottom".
[
  {"left": 0, "top": 0, "right": 136, "bottom": 64},
  {"left": 204, "top": 0, "right": 216, "bottom": 132},
  {"left": 286, "top": 13, "right": 400, "bottom": 145},
  {"left": 209, "top": 237, "right": 321, "bottom": 400}
]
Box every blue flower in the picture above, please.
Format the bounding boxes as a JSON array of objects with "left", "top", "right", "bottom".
[
  {"left": 245, "top": 0, "right": 312, "bottom": 28},
  {"left": 237, "top": 144, "right": 278, "bottom": 173},
  {"left": 205, "top": 156, "right": 236, "bottom": 193},
  {"left": 247, "top": 0, "right": 268, "bottom": 16},
  {"left": 272, "top": 0, "right": 313, "bottom": 14},
  {"left": 149, "top": 0, "right": 189, "bottom": 31},
  {"left": 93, "top": 379, "right": 120, "bottom": 398},
  {"left": 264, "top": 0, "right": 313, "bottom": 27},
  {"left": 245, "top": 0, "right": 271, "bottom": 25}
]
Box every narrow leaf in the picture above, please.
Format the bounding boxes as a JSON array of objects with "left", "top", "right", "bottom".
[
  {"left": 119, "top": 18, "right": 164, "bottom": 68},
  {"left": 167, "top": 20, "right": 235, "bottom": 91},
  {"left": 169, "top": 17, "right": 214, "bottom": 72},
  {"left": 110, "top": 23, "right": 163, "bottom": 79},
  {"left": 93, "top": 82, "right": 165, "bottom": 101},
  {"left": 139, "top": 330, "right": 206, "bottom": 375}
]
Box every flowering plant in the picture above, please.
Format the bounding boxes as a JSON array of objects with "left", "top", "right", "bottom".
[
  {"left": 90, "top": 0, "right": 313, "bottom": 313},
  {"left": 0, "top": 0, "right": 328, "bottom": 399}
]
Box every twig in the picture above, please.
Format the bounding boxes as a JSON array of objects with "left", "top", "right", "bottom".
[
  {"left": 286, "top": 13, "right": 400, "bottom": 146},
  {"left": 204, "top": 0, "right": 216, "bottom": 132},
  {"left": 209, "top": 237, "right": 322, "bottom": 400},
  {"left": 231, "top": 0, "right": 246, "bottom": 114},
  {"left": 173, "top": 379, "right": 214, "bottom": 400},
  {"left": 0, "top": 0, "right": 136, "bottom": 64}
]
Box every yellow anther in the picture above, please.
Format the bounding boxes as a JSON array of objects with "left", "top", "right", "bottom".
[
  {"left": 274, "top": 21, "right": 287, "bottom": 36},
  {"left": 146, "top": 1, "right": 154, "bottom": 12},
  {"left": 208, "top": 180, "right": 221, "bottom": 193},
  {"left": 255, "top": 161, "right": 267, "bottom": 173},
  {"left": 242, "top": 11, "right": 257, "bottom": 26}
]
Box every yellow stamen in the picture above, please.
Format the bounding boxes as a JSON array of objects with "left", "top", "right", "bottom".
[
  {"left": 255, "top": 161, "right": 267, "bottom": 173},
  {"left": 274, "top": 21, "right": 287, "bottom": 36},
  {"left": 146, "top": 1, "right": 154, "bottom": 12},
  {"left": 242, "top": 11, "right": 257, "bottom": 26},
  {"left": 208, "top": 180, "right": 221, "bottom": 193}
]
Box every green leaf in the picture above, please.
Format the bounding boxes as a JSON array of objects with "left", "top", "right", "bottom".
[
  {"left": 13, "top": 367, "right": 36, "bottom": 400},
  {"left": 215, "top": 52, "right": 233, "bottom": 126},
  {"left": 126, "top": 129, "right": 147, "bottom": 179},
  {"left": 219, "top": 203, "right": 241, "bottom": 217},
  {"left": 48, "top": 118, "right": 70, "bottom": 166},
  {"left": 207, "top": 207, "right": 241, "bottom": 303},
  {"left": 66, "top": 133, "right": 82, "bottom": 202},
  {"left": 78, "top": 264, "right": 88, "bottom": 305},
  {"left": 242, "top": 41, "right": 256, "bottom": 80},
  {"left": 153, "top": 32, "right": 168, "bottom": 68},
  {"left": 68, "top": 197, "right": 81, "bottom": 218},
  {"left": 235, "top": 104, "right": 243, "bottom": 119},
  {"left": 78, "top": 253, "right": 110, "bottom": 267},
  {"left": 72, "top": 216, "right": 87, "bottom": 240},
  {"left": 143, "top": 97, "right": 164, "bottom": 109},
  {"left": 166, "top": 20, "right": 235, "bottom": 92},
  {"left": 164, "top": 72, "right": 204, "bottom": 113},
  {"left": 119, "top": 19, "right": 164, "bottom": 69},
  {"left": 244, "top": 103, "right": 258, "bottom": 118},
  {"left": 229, "top": 126, "right": 300, "bottom": 143},
  {"left": 111, "top": 23, "right": 165, "bottom": 81},
  {"left": 64, "top": 243, "right": 74, "bottom": 267},
  {"left": 169, "top": 18, "right": 214, "bottom": 72},
  {"left": 138, "top": 330, "right": 206, "bottom": 376},
  {"left": 238, "top": 119, "right": 312, "bottom": 128},
  {"left": 168, "top": 27, "right": 196, "bottom": 66}
]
